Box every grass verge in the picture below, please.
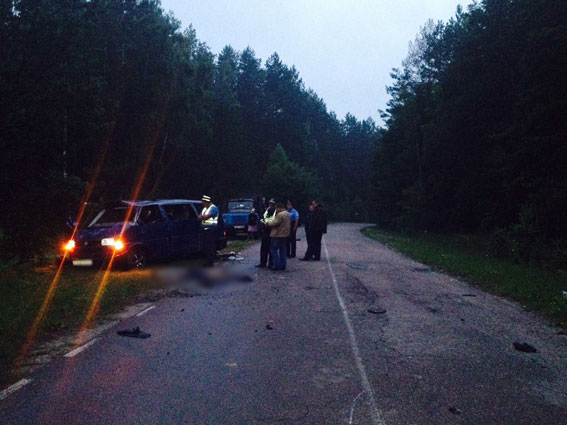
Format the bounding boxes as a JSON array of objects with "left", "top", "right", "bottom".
[
  {"left": 0, "top": 239, "right": 255, "bottom": 387},
  {"left": 362, "top": 227, "right": 567, "bottom": 325}
]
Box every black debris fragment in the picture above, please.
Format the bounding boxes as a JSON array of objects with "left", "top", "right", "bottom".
[
  {"left": 117, "top": 326, "right": 151, "bottom": 338},
  {"left": 412, "top": 267, "right": 431, "bottom": 273},
  {"left": 367, "top": 308, "right": 387, "bottom": 315},
  {"left": 462, "top": 294, "right": 477, "bottom": 297},
  {"left": 448, "top": 407, "right": 461, "bottom": 415},
  {"left": 266, "top": 321, "right": 275, "bottom": 330},
  {"left": 513, "top": 342, "right": 537, "bottom": 353},
  {"left": 304, "top": 286, "right": 319, "bottom": 290},
  {"left": 180, "top": 308, "right": 185, "bottom": 312},
  {"left": 347, "top": 263, "right": 369, "bottom": 271}
]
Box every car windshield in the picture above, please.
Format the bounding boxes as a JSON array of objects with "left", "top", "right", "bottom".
[
  {"left": 88, "top": 207, "right": 131, "bottom": 227},
  {"left": 228, "top": 200, "right": 253, "bottom": 211}
]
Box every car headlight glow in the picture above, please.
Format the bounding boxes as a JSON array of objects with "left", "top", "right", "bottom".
[
  {"left": 101, "top": 238, "right": 115, "bottom": 246},
  {"left": 101, "top": 238, "right": 125, "bottom": 251},
  {"left": 64, "top": 240, "right": 75, "bottom": 251}
]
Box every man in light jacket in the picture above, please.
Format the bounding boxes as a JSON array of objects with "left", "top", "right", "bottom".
[{"left": 264, "top": 203, "right": 291, "bottom": 271}]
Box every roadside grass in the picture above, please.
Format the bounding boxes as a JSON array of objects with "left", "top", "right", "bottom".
[
  {"left": 0, "top": 239, "right": 255, "bottom": 387},
  {"left": 362, "top": 227, "right": 567, "bottom": 325},
  {"left": 0, "top": 262, "right": 163, "bottom": 386},
  {"left": 222, "top": 238, "right": 258, "bottom": 253}
]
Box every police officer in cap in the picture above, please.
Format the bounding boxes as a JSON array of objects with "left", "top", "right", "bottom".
[
  {"left": 256, "top": 198, "right": 276, "bottom": 268},
  {"left": 198, "top": 195, "right": 219, "bottom": 267}
]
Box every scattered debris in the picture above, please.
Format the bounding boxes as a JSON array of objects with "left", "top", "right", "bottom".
[
  {"left": 448, "top": 407, "right": 461, "bottom": 415},
  {"left": 462, "top": 293, "right": 477, "bottom": 297},
  {"left": 367, "top": 308, "right": 386, "bottom": 315},
  {"left": 461, "top": 318, "right": 465, "bottom": 322},
  {"left": 347, "top": 263, "right": 369, "bottom": 271},
  {"left": 513, "top": 342, "right": 537, "bottom": 353},
  {"left": 117, "top": 326, "right": 151, "bottom": 339},
  {"left": 217, "top": 251, "right": 237, "bottom": 260},
  {"left": 412, "top": 267, "right": 431, "bottom": 273},
  {"left": 428, "top": 307, "right": 439, "bottom": 313},
  {"left": 266, "top": 320, "right": 275, "bottom": 330},
  {"left": 166, "top": 289, "right": 192, "bottom": 298},
  {"left": 304, "top": 286, "right": 319, "bottom": 290},
  {"left": 180, "top": 308, "right": 185, "bottom": 312}
]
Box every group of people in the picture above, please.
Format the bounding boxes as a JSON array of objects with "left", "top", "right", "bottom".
[
  {"left": 197, "top": 194, "right": 328, "bottom": 270},
  {"left": 255, "top": 198, "right": 327, "bottom": 271}
]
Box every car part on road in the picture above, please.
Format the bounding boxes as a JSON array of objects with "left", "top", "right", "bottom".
[
  {"left": 448, "top": 407, "right": 462, "bottom": 415},
  {"left": 367, "top": 308, "right": 386, "bottom": 315},
  {"left": 462, "top": 293, "right": 477, "bottom": 297},
  {"left": 117, "top": 326, "right": 151, "bottom": 338},
  {"left": 513, "top": 342, "right": 537, "bottom": 353}
]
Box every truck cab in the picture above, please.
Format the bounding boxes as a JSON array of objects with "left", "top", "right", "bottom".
[{"left": 222, "top": 198, "right": 255, "bottom": 236}]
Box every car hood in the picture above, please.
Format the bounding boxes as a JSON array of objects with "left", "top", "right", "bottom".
[{"left": 76, "top": 223, "right": 133, "bottom": 241}]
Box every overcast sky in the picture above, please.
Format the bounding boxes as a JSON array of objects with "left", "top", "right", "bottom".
[{"left": 159, "top": 0, "right": 465, "bottom": 124}]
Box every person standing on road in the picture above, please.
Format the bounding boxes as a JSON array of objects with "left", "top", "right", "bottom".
[
  {"left": 255, "top": 198, "right": 276, "bottom": 268},
  {"left": 265, "top": 203, "right": 291, "bottom": 271},
  {"left": 302, "top": 203, "right": 314, "bottom": 258},
  {"left": 300, "top": 200, "right": 327, "bottom": 261},
  {"left": 286, "top": 200, "right": 299, "bottom": 258},
  {"left": 198, "top": 195, "right": 219, "bottom": 267},
  {"left": 247, "top": 208, "right": 259, "bottom": 240}
]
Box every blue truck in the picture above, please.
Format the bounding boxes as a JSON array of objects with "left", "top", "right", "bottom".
[{"left": 222, "top": 197, "right": 264, "bottom": 237}]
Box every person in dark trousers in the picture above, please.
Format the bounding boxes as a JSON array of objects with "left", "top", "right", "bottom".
[
  {"left": 286, "top": 200, "right": 299, "bottom": 258},
  {"left": 265, "top": 203, "right": 291, "bottom": 271},
  {"left": 300, "top": 200, "right": 327, "bottom": 261},
  {"left": 198, "top": 195, "right": 219, "bottom": 267},
  {"left": 255, "top": 198, "right": 276, "bottom": 268},
  {"left": 302, "top": 203, "right": 314, "bottom": 258}
]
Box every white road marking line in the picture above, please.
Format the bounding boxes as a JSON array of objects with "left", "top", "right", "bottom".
[
  {"left": 0, "top": 379, "right": 32, "bottom": 401},
  {"left": 323, "top": 239, "right": 386, "bottom": 425},
  {"left": 64, "top": 338, "right": 98, "bottom": 358},
  {"left": 349, "top": 390, "right": 366, "bottom": 425},
  {"left": 136, "top": 305, "right": 155, "bottom": 317}
]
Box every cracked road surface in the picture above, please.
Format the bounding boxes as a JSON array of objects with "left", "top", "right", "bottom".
[{"left": 1, "top": 223, "right": 566, "bottom": 424}]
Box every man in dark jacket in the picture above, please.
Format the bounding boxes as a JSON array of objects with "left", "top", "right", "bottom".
[
  {"left": 300, "top": 200, "right": 327, "bottom": 261},
  {"left": 255, "top": 198, "right": 276, "bottom": 268}
]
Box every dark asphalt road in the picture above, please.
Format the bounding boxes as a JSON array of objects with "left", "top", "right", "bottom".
[{"left": 1, "top": 223, "right": 566, "bottom": 424}]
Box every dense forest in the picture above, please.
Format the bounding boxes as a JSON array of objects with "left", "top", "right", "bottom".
[
  {"left": 374, "top": 0, "right": 567, "bottom": 267},
  {"left": 2, "top": 0, "right": 565, "bottom": 268},
  {"left": 0, "top": 0, "right": 377, "bottom": 261}
]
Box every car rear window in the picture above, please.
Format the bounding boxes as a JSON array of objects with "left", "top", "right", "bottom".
[{"left": 163, "top": 203, "right": 196, "bottom": 221}]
